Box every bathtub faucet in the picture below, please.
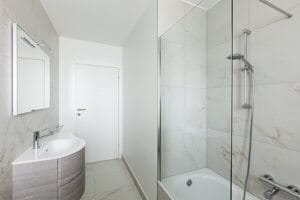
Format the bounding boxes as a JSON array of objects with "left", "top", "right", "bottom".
[{"left": 263, "top": 187, "right": 280, "bottom": 200}]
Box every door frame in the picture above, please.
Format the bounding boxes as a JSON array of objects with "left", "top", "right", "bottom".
[{"left": 75, "top": 63, "right": 122, "bottom": 159}]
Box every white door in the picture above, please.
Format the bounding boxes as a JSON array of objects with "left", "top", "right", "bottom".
[{"left": 76, "top": 64, "right": 119, "bottom": 163}]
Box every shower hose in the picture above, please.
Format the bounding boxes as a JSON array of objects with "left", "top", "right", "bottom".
[{"left": 242, "top": 68, "right": 255, "bottom": 200}]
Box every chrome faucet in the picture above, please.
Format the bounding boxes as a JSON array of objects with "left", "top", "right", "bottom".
[
  {"left": 33, "top": 131, "right": 40, "bottom": 149},
  {"left": 32, "top": 125, "right": 64, "bottom": 149},
  {"left": 33, "top": 129, "right": 54, "bottom": 149},
  {"left": 264, "top": 187, "right": 280, "bottom": 200}
]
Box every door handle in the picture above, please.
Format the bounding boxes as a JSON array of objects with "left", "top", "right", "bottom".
[{"left": 77, "top": 108, "right": 86, "bottom": 111}]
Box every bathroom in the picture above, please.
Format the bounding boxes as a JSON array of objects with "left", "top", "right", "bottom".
[{"left": 0, "top": 0, "right": 300, "bottom": 200}]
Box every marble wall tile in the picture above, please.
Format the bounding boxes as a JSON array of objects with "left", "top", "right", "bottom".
[
  {"left": 160, "top": 41, "right": 185, "bottom": 88},
  {"left": 184, "top": 129, "right": 207, "bottom": 171},
  {"left": 0, "top": 0, "right": 59, "bottom": 199},
  {"left": 161, "top": 6, "right": 208, "bottom": 179},
  {"left": 161, "top": 130, "right": 185, "bottom": 178},
  {"left": 206, "top": 41, "right": 232, "bottom": 88},
  {"left": 232, "top": 135, "right": 300, "bottom": 200},
  {"left": 161, "top": 86, "right": 185, "bottom": 132},
  {"left": 184, "top": 8, "right": 207, "bottom": 50},
  {"left": 206, "top": 1, "right": 300, "bottom": 200},
  {"left": 207, "top": 0, "right": 232, "bottom": 49},
  {"left": 208, "top": 1, "right": 300, "bottom": 86},
  {"left": 250, "top": 9, "right": 300, "bottom": 86},
  {"left": 207, "top": 86, "right": 231, "bottom": 133},
  {"left": 206, "top": 129, "right": 231, "bottom": 180},
  {"left": 233, "top": 83, "right": 300, "bottom": 152},
  {"left": 185, "top": 88, "right": 207, "bottom": 131}
]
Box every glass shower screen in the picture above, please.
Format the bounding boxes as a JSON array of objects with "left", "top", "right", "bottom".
[{"left": 159, "top": 0, "right": 233, "bottom": 199}]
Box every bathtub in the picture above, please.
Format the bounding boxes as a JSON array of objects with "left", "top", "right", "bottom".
[{"left": 161, "top": 168, "right": 260, "bottom": 200}]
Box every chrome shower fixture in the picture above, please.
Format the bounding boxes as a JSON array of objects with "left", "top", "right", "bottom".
[
  {"left": 259, "top": 174, "right": 300, "bottom": 199},
  {"left": 264, "top": 187, "right": 280, "bottom": 200},
  {"left": 227, "top": 54, "right": 254, "bottom": 70}
]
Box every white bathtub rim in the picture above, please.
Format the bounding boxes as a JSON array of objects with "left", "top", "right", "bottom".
[{"left": 161, "top": 168, "right": 260, "bottom": 200}]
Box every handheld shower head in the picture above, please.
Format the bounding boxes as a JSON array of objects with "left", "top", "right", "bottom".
[
  {"left": 227, "top": 53, "right": 254, "bottom": 70},
  {"left": 227, "top": 53, "right": 245, "bottom": 60}
]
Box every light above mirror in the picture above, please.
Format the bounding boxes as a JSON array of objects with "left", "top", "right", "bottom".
[{"left": 12, "top": 23, "right": 51, "bottom": 116}]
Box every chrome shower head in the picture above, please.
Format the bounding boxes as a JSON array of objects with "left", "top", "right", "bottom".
[{"left": 227, "top": 54, "right": 245, "bottom": 60}]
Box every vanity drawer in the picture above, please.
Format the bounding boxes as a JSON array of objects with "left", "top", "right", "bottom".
[
  {"left": 58, "top": 168, "right": 85, "bottom": 200},
  {"left": 12, "top": 160, "right": 58, "bottom": 200},
  {"left": 58, "top": 148, "right": 85, "bottom": 187}
]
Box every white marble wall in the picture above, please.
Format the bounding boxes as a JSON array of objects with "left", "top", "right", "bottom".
[
  {"left": 0, "top": 0, "right": 59, "bottom": 199},
  {"left": 207, "top": 0, "right": 300, "bottom": 199},
  {"left": 160, "top": 5, "right": 207, "bottom": 178}
]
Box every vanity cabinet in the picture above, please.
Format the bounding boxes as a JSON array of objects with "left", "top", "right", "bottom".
[
  {"left": 58, "top": 148, "right": 85, "bottom": 200},
  {"left": 12, "top": 148, "right": 85, "bottom": 200}
]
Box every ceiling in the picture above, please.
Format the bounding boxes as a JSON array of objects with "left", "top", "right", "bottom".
[{"left": 40, "top": 0, "right": 150, "bottom": 46}]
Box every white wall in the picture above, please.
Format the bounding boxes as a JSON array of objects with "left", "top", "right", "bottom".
[
  {"left": 122, "top": 1, "right": 158, "bottom": 199},
  {"left": 59, "top": 37, "right": 123, "bottom": 154}
]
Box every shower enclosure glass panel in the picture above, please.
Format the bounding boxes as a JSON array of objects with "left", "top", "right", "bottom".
[{"left": 159, "top": 0, "right": 233, "bottom": 199}]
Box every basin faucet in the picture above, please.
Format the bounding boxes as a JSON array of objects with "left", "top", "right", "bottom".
[
  {"left": 32, "top": 125, "right": 64, "bottom": 149},
  {"left": 32, "top": 129, "right": 54, "bottom": 149},
  {"left": 33, "top": 131, "right": 40, "bottom": 149}
]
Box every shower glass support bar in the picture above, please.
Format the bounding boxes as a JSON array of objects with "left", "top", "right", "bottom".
[{"left": 259, "top": 0, "right": 293, "bottom": 18}]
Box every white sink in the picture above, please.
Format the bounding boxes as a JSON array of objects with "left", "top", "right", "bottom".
[
  {"left": 38, "top": 138, "right": 81, "bottom": 158},
  {"left": 13, "top": 133, "right": 85, "bottom": 165}
]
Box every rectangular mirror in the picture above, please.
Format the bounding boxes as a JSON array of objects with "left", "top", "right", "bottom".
[{"left": 12, "top": 23, "right": 50, "bottom": 116}]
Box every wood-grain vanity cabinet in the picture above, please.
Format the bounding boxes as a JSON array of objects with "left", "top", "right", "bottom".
[{"left": 12, "top": 148, "right": 85, "bottom": 200}]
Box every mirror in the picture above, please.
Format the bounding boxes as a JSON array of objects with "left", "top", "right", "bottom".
[{"left": 12, "top": 24, "right": 50, "bottom": 115}]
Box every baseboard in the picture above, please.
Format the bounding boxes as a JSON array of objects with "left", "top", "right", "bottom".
[{"left": 122, "top": 156, "right": 148, "bottom": 200}]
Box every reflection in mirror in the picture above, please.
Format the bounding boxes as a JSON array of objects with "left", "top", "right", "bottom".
[{"left": 12, "top": 24, "right": 50, "bottom": 115}]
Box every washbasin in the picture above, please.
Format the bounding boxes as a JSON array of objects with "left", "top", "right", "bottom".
[
  {"left": 38, "top": 138, "right": 80, "bottom": 158},
  {"left": 12, "top": 133, "right": 85, "bottom": 165}
]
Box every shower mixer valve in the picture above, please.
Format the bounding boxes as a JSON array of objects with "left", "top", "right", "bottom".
[{"left": 259, "top": 174, "right": 300, "bottom": 199}]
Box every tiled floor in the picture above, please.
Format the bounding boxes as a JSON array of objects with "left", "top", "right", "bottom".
[{"left": 81, "top": 159, "right": 142, "bottom": 200}]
